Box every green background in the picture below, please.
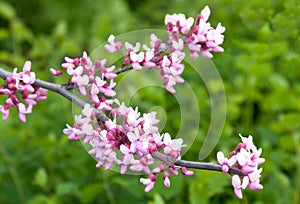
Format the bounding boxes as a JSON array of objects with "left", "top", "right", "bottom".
[{"left": 0, "top": 0, "right": 299, "bottom": 203}]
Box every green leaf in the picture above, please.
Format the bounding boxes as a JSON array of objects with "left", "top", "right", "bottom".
[
  {"left": 32, "top": 167, "right": 48, "bottom": 189},
  {"left": 0, "top": 1, "right": 16, "bottom": 20}
]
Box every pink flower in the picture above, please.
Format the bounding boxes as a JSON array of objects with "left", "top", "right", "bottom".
[
  {"left": 172, "top": 39, "right": 184, "bottom": 51},
  {"left": 127, "top": 128, "right": 141, "bottom": 142},
  {"left": 196, "top": 6, "right": 211, "bottom": 23},
  {"left": 104, "top": 34, "right": 122, "bottom": 53},
  {"left": 130, "top": 156, "right": 151, "bottom": 174},
  {"left": 0, "top": 104, "right": 10, "bottom": 120},
  {"left": 62, "top": 56, "right": 80, "bottom": 70},
  {"left": 142, "top": 49, "right": 156, "bottom": 68},
  {"left": 248, "top": 168, "right": 263, "bottom": 190},
  {"left": 140, "top": 174, "right": 156, "bottom": 192},
  {"left": 125, "top": 42, "right": 140, "bottom": 53},
  {"left": 232, "top": 175, "right": 249, "bottom": 199},
  {"left": 163, "top": 171, "right": 171, "bottom": 187},
  {"left": 163, "top": 133, "right": 183, "bottom": 158},
  {"left": 218, "top": 134, "right": 264, "bottom": 199},
  {"left": 76, "top": 75, "right": 89, "bottom": 95},
  {"left": 165, "top": 13, "right": 194, "bottom": 35},
  {"left": 141, "top": 112, "right": 159, "bottom": 134},
  {"left": 150, "top": 34, "right": 165, "bottom": 51},
  {"left": 82, "top": 104, "right": 94, "bottom": 118},
  {"left": 217, "top": 151, "right": 237, "bottom": 173},
  {"left": 95, "top": 59, "right": 117, "bottom": 79},
  {"left": 130, "top": 52, "right": 144, "bottom": 70},
  {"left": 21, "top": 61, "right": 36, "bottom": 84},
  {"left": 50, "top": 68, "right": 62, "bottom": 76},
  {"left": 17, "top": 103, "right": 32, "bottom": 123},
  {"left": 95, "top": 76, "right": 116, "bottom": 97},
  {"left": 180, "top": 167, "right": 194, "bottom": 176}
]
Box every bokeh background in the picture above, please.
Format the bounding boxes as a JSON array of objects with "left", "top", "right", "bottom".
[{"left": 0, "top": 0, "right": 299, "bottom": 203}]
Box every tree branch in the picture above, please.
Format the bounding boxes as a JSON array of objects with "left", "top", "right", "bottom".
[
  {"left": 113, "top": 43, "right": 171, "bottom": 75},
  {"left": 0, "top": 67, "right": 244, "bottom": 177},
  {"left": 0, "top": 68, "right": 108, "bottom": 121},
  {"left": 152, "top": 151, "right": 244, "bottom": 176}
]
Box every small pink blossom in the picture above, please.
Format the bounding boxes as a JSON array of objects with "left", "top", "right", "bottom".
[
  {"left": 105, "top": 35, "right": 122, "bottom": 53},
  {"left": 217, "top": 151, "right": 237, "bottom": 173},
  {"left": 76, "top": 75, "right": 89, "bottom": 95},
  {"left": 217, "top": 134, "right": 264, "bottom": 199},
  {"left": 95, "top": 59, "right": 117, "bottom": 79},
  {"left": 232, "top": 175, "right": 249, "bottom": 199},
  {"left": 130, "top": 52, "right": 144, "bottom": 70},
  {"left": 140, "top": 174, "right": 156, "bottom": 192},
  {"left": 17, "top": 103, "right": 32, "bottom": 123},
  {"left": 50, "top": 68, "right": 63, "bottom": 76},
  {"left": 163, "top": 171, "right": 171, "bottom": 187},
  {"left": 62, "top": 56, "right": 80, "bottom": 70},
  {"left": 0, "top": 104, "right": 10, "bottom": 120},
  {"left": 180, "top": 167, "right": 194, "bottom": 176},
  {"left": 125, "top": 42, "right": 141, "bottom": 52},
  {"left": 21, "top": 61, "right": 36, "bottom": 84},
  {"left": 197, "top": 6, "right": 210, "bottom": 23}
]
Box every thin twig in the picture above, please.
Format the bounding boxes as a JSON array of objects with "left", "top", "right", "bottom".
[
  {"left": 0, "top": 68, "right": 108, "bottom": 121},
  {"left": 152, "top": 151, "right": 244, "bottom": 176},
  {"left": 113, "top": 43, "right": 171, "bottom": 75}
]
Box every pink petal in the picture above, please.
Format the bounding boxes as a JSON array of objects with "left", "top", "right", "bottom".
[
  {"left": 200, "top": 6, "right": 211, "bottom": 22},
  {"left": 132, "top": 62, "right": 142, "bottom": 70},
  {"left": 50, "top": 68, "right": 63, "bottom": 76},
  {"left": 217, "top": 151, "right": 225, "bottom": 163},
  {"left": 201, "top": 50, "right": 213, "bottom": 58},
  {"left": 222, "top": 165, "right": 229, "bottom": 173},
  {"left": 105, "top": 73, "right": 117, "bottom": 79},
  {"left": 249, "top": 182, "right": 263, "bottom": 190},
  {"left": 104, "top": 44, "right": 116, "bottom": 53},
  {"left": 18, "top": 112, "right": 26, "bottom": 123},
  {"left": 164, "top": 177, "right": 170, "bottom": 188},
  {"left": 120, "top": 164, "right": 127, "bottom": 174},
  {"left": 23, "top": 61, "right": 31, "bottom": 72},
  {"left": 234, "top": 188, "right": 243, "bottom": 199},
  {"left": 232, "top": 175, "right": 241, "bottom": 188},
  {"left": 144, "top": 182, "right": 155, "bottom": 192}
]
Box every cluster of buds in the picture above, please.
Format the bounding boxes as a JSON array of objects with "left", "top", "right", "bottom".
[
  {"left": 51, "top": 52, "right": 117, "bottom": 111},
  {"left": 165, "top": 6, "right": 225, "bottom": 59},
  {"left": 217, "top": 134, "right": 265, "bottom": 199},
  {"left": 0, "top": 61, "right": 47, "bottom": 122}
]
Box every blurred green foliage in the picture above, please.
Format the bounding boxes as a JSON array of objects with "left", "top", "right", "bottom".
[{"left": 0, "top": 0, "right": 299, "bottom": 203}]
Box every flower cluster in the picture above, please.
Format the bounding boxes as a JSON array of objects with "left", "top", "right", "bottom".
[
  {"left": 101, "top": 7, "right": 225, "bottom": 94},
  {"left": 165, "top": 6, "right": 225, "bottom": 59},
  {"left": 0, "top": 61, "right": 47, "bottom": 122},
  {"left": 51, "top": 52, "right": 117, "bottom": 111},
  {"left": 104, "top": 33, "right": 185, "bottom": 94},
  {"left": 217, "top": 134, "right": 265, "bottom": 199},
  {"left": 64, "top": 102, "right": 193, "bottom": 192}
]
